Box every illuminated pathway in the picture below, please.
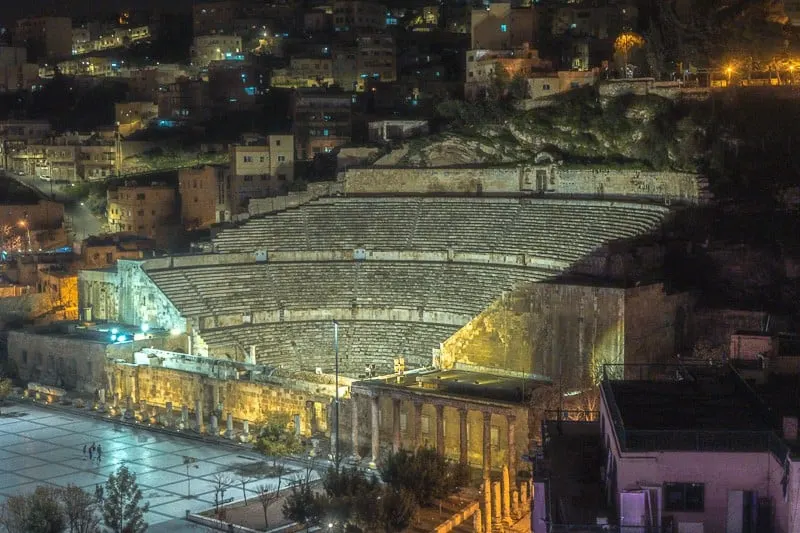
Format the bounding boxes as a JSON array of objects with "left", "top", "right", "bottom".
[{"left": 0, "top": 403, "right": 308, "bottom": 528}]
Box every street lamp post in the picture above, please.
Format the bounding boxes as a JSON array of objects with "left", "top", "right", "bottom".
[
  {"left": 333, "top": 320, "right": 340, "bottom": 469},
  {"left": 18, "top": 220, "right": 30, "bottom": 251}
]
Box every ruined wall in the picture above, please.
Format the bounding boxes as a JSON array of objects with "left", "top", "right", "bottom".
[
  {"left": 78, "top": 269, "right": 119, "bottom": 321},
  {"left": 441, "top": 281, "right": 693, "bottom": 388},
  {"left": 107, "top": 363, "right": 328, "bottom": 434},
  {"left": 248, "top": 181, "right": 344, "bottom": 217},
  {"left": 623, "top": 284, "right": 695, "bottom": 365},
  {"left": 441, "top": 283, "right": 626, "bottom": 388},
  {"left": 344, "top": 167, "right": 521, "bottom": 195},
  {"left": 553, "top": 169, "right": 701, "bottom": 204},
  {"left": 9, "top": 331, "right": 108, "bottom": 393},
  {"left": 116, "top": 260, "right": 185, "bottom": 329},
  {"left": 342, "top": 166, "right": 703, "bottom": 204},
  {"left": 0, "top": 293, "right": 50, "bottom": 327},
  {"left": 8, "top": 330, "right": 170, "bottom": 393}
]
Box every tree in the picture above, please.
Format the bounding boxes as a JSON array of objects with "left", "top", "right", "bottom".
[
  {"left": 282, "top": 481, "right": 323, "bottom": 531},
  {"left": 614, "top": 32, "right": 645, "bottom": 77},
  {"left": 379, "top": 448, "right": 468, "bottom": 507},
  {"left": 0, "top": 486, "right": 64, "bottom": 533},
  {"left": 210, "top": 473, "right": 233, "bottom": 518},
  {"left": 256, "top": 465, "right": 286, "bottom": 528},
  {"left": 102, "top": 466, "right": 149, "bottom": 533},
  {"left": 375, "top": 488, "right": 417, "bottom": 533},
  {"left": 0, "top": 377, "right": 11, "bottom": 416},
  {"left": 254, "top": 415, "right": 303, "bottom": 466},
  {"left": 59, "top": 485, "right": 99, "bottom": 533}
]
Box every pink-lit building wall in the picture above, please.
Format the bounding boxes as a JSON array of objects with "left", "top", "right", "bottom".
[
  {"left": 729, "top": 333, "right": 772, "bottom": 360},
  {"left": 599, "top": 387, "right": 800, "bottom": 533}
]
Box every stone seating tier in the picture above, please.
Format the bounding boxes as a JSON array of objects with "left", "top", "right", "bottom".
[
  {"left": 146, "top": 261, "right": 549, "bottom": 319},
  {"left": 213, "top": 197, "right": 670, "bottom": 264},
  {"left": 198, "top": 320, "right": 459, "bottom": 376}
]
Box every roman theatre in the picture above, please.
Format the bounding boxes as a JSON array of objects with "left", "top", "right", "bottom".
[{"left": 10, "top": 161, "right": 704, "bottom": 476}]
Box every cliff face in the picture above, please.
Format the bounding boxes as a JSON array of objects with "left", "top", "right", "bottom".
[{"left": 388, "top": 92, "right": 705, "bottom": 170}]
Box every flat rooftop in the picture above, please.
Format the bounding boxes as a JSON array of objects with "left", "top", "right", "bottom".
[
  {"left": 359, "top": 367, "right": 549, "bottom": 405},
  {"left": 604, "top": 365, "right": 790, "bottom": 455},
  {"left": 609, "top": 376, "right": 770, "bottom": 432}
]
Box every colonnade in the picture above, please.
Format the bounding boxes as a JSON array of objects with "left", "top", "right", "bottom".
[{"left": 351, "top": 388, "right": 520, "bottom": 475}]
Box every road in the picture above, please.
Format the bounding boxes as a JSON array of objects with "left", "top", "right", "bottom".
[{"left": 7, "top": 172, "right": 106, "bottom": 240}]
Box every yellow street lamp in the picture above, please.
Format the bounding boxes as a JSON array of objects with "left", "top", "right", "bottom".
[
  {"left": 18, "top": 219, "right": 31, "bottom": 251},
  {"left": 725, "top": 66, "right": 733, "bottom": 85}
]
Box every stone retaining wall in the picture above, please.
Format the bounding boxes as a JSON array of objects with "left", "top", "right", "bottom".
[{"left": 342, "top": 165, "right": 704, "bottom": 204}]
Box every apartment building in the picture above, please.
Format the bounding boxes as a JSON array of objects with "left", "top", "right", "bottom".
[
  {"left": 207, "top": 60, "right": 266, "bottom": 112},
  {"left": 191, "top": 35, "right": 243, "bottom": 67},
  {"left": 229, "top": 134, "right": 294, "bottom": 208},
  {"left": 178, "top": 165, "right": 231, "bottom": 229},
  {"left": 333, "top": 35, "right": 396, "bottom": 91},
  {"left": 193, "top": 0, "right": 239, "bottom": 36},
  {"left": 291, "top": 90, "right": 353, "bottom": 160},
  {"left": 535, "top": 363, "right": 800, "bottom": 533},
  {"left": 107, "top": 183, "right": 177, "bottom": 247},
  {"left": 464, "top": 44, "right": 550, "bottom": 101},
  {"left": 14, "top": 17, "right": 72, "bottom": 61},
  {"left": 179, "top": 135, "right": 294, "bottom": 228},
  {"left": 0, "top": 46, "right": 38, "bottom": 92},
  {"left": 332, "top": 0, "right": 387, "bottom": 32},
  {"left": 271, "top": 57, "right": 334, "bottom": 89},
  {"left": 471, "top": 3, "right": 535, "bottom": 50},
  {"left": 157, "top": 78, "right": 211, "bottom": 121}
]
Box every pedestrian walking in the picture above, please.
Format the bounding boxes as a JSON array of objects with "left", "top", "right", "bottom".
[
  {"left": 96, "top": 444, "right": 102, "bottom": 463},
  {"left": 82, "top": 444, "right": 87, "bottom": 459},
  {"left": 88, "top": 445, "right": 94, "bottom": 461}
]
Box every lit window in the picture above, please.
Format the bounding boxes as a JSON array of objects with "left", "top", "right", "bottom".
[
  {"left": 500, "top": 24, "right": 508, "bottom": 32},
  {"left": 323, "top": 129, "right": 329, "bottom": 136}
]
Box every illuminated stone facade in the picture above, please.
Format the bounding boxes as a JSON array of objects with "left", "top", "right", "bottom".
[
  {"left": 441, "top": 281, "right": 693, "bottom": 389},
  {"left": 342, "top": 166, "right": 705, "bottom": 204}
]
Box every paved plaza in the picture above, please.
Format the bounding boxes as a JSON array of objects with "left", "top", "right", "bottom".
[{"left": 0, "top": 402, "right": 310, "bottom": 529}]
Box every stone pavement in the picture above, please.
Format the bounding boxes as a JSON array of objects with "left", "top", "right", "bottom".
[{"left": 0, "top": 402, "right": 310, "bottom": 527}]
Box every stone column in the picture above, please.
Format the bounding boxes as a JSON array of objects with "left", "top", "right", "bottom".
[
  {"left": 213, "top": 384, "right": 221, "bottom": 413},
  {"left": 492, "top": 481, "right": 502, "bottom": 525},
  {"left": 165, "top": 402, "right": 173, "bottom": 427},
  {"left": 112, "top": 393, "right": 119, "bottom": 409},
  {"left": 435, "top": 404, "right": 445, "bottom": 455},
  {"left": 412, "top": 401, "right": 423, "bottom": 450},
  {"left": 520, "top": 481, "right": 529, "bottom": 505},
  {"left": 294, "top": 414, "right": 302, "bottom": 437},
  {"left": 482, "top": 411, "right": 492, "bottom": 477},
  {"left": 501, "top": 465, "right": 512, "bottom": 524},
  {"left": 98, "top": 388, "right": 106, "bottom": 405},
  {"left": 210, "top": 415, "right": 218, "bottom": 435},
  {"left": 195, "top": 399, "right": 204, "bottom": 433},
  {"left": 181, "top": 405, "right": 188, "bottom": 428},
  {"left": 511, "top": 490, "right": 520, "bottom": 519},
  {"left": 370, "top": 395, "right": 380, "bottom": 465},
  {"left": 392, "top": 398, "right": 401, "bottom": 452},
  {"left": 459, "top": 408, "right": 468, "bottom": 464},
  {"left": 507, "top": 413, "right": 517, "bottom": 478},
  {"left": 243, "top": 420, "right": 250, "bottom": 437},
  {"left": 351, "top": 395, "right": 360, "bottom": 458},
  {"left": 473, "top": 508, "right": 483, "bottom": 533},
  {"left": 482, "top": 478, "right": 492, "bottom": 533},
  {"left": 226, "top": 413, "right": 234, "bottom": 439},
  {"left": 125, "top": 396, "right": 133, "bottom": 419},
  {"left": 306, "top": 401, "right": 317, "bottom": 434}
]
